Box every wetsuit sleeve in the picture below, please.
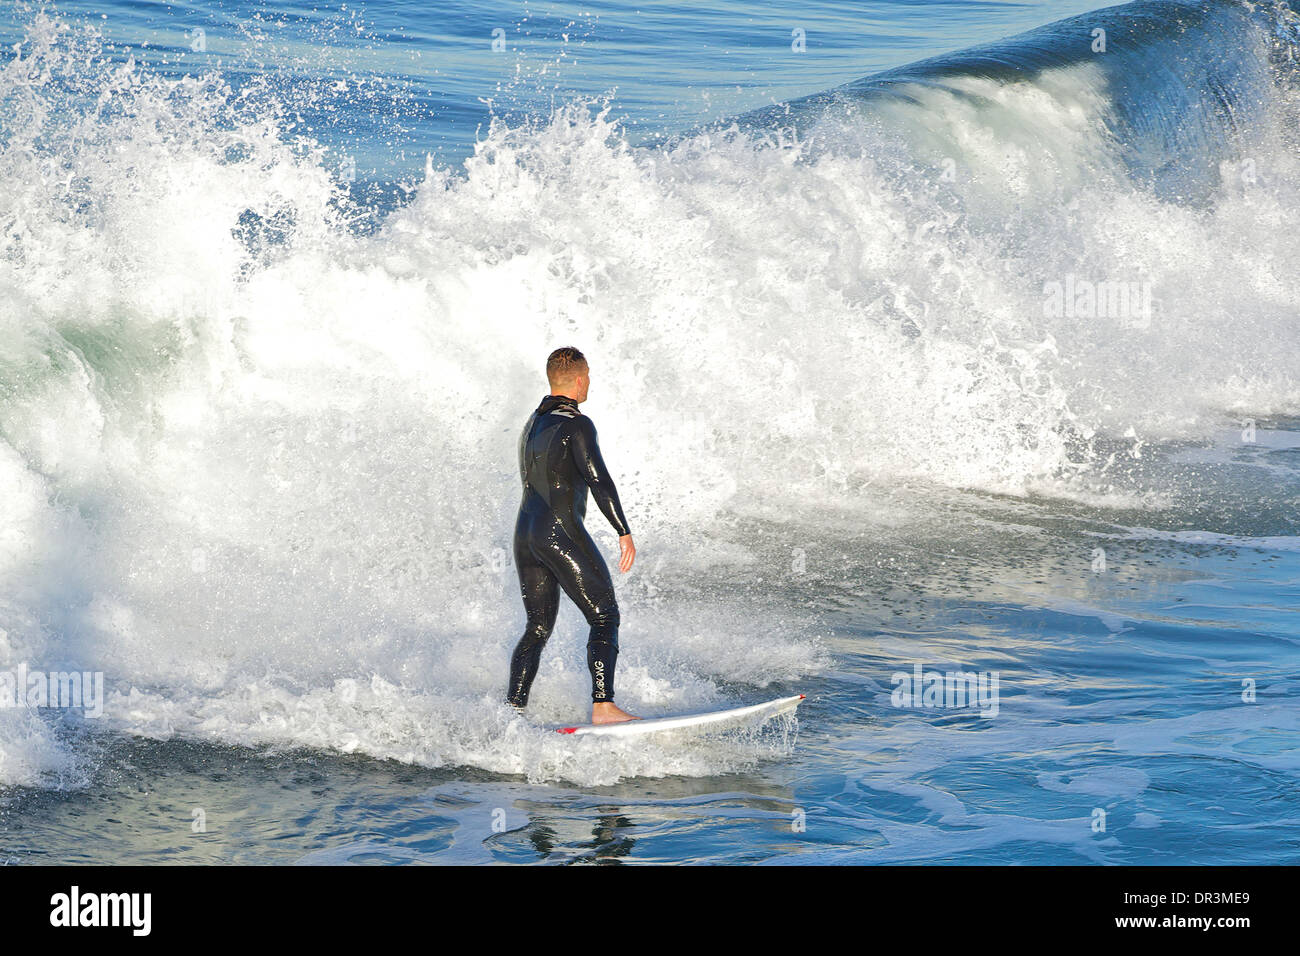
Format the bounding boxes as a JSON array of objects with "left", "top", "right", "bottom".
[{"left": 570, "top": 416, "right": 632, "bottom": 536}]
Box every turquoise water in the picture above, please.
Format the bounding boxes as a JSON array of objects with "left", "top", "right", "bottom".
[{"left": 0, "top": 0, "right": 1297, "bottom": 864}]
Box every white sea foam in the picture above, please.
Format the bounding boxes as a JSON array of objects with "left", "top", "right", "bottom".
[{"left": 2, "top": 8, "right": 1299, "bottom": 786}]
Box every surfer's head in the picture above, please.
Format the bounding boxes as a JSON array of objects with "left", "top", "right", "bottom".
[{"left": 547, "top": 346, "right": 590, "bottom": 403}]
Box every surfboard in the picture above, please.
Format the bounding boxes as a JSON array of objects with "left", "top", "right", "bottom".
[{"left": 554, "top": 694, "right": 805, "bottom": 738}]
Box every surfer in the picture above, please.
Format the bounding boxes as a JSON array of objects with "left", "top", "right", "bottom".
[{"left": 507, "top": 347, "right": 639, "bottom": 724}]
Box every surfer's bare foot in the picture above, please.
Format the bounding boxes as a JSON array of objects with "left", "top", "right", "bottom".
[{"left": 591, "top": 701, "right": 639, "bottom": 724}]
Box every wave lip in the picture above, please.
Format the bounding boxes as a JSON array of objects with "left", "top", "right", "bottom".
[{"left": 720, "top": 0, "right": 1300, "bottom": 199}]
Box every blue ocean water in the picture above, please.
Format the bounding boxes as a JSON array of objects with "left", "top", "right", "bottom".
[{"left": 0, "top": 0, "right": 1297, "bottom": 864}]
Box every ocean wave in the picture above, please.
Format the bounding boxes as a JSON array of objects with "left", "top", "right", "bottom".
[{"left": 1, "top": 2, "right": 1298, "bottom": 785}]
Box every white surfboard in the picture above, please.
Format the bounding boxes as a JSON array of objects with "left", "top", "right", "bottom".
[{"left": 554, "top": 694, "right": 805, "bottom": 738}]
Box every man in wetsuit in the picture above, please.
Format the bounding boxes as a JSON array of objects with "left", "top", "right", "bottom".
[{"left": 507, "top": 347, "right": 639, "bottom": 724}]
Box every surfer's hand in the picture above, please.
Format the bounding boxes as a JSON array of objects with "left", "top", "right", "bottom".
[{"left": 618, "top": 534, "right": 635, "bottom": 573}]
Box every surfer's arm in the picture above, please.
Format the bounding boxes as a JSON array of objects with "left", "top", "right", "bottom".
[{"left": 570, "top": 417, "right": 632, "bottom": 537}]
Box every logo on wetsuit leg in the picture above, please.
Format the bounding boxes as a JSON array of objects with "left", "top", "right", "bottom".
[{"left": 593, "top": 661, "right": 606, "bottom": 696}]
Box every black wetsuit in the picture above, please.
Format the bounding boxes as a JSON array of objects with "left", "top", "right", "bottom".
[{"left": 507, "top": 393, "right": 631, "bottom": 707}]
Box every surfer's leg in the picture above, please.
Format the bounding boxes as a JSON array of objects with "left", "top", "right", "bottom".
[
  {"left": 543, "top": 522, "right": 621, "bottom": 704},
  {"left": 580, "top": 581, "right": 619, "bottom": 705},
  {"left": 506, "top": 538, "right": 560, "bottom": 708}
]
